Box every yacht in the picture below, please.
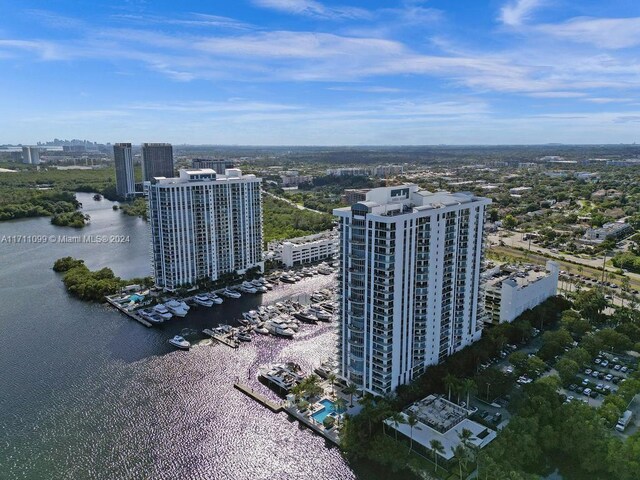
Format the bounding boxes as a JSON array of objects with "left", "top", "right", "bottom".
[
  {"left": 264, "top": 282, "right": 274, "bottom": 290},
  {"left": 280, "top": 273, "right": 296, "bottom": 284},
  {"left": 255, "top": 285, "right": 268, "bottom": 293},
  {"left": 265, "top": 321, "right": 295, "bottom": 338},
  {"left": 165, "top": 299, "right": 188, "bottom": 317},
  {"left": 310, "top": 292, "right": 327, "bottom": 303},
  {"left": 258, "top": 363, "right": 304, "bottom": 391},
  {"left": 317, "top": 264, "right": 333, "bottom": 275},
  {"left": 168, "top": 335, "right": 190, "bottom": 350},
  {"left": 250, "top": 278, "right": 264, "bottom": 287},
  {"left": 293, "top": 309, "right": 318, "bottom": 324},
  {"left": 207, "top": 293, "right": 224, "bottom": 304},
  {"left": 314, "top": 360, "right": 337, "bottom": 379},
  {"left": 222, "top": 288, "right": 241, "bottom": 299},
  {"left": 152, "top": 304, "right": 173, "bottom": 320},
  {"left": 243, "top": 310, "right": 261, "bottom": 323},
  {"left": 236, "top": 331, "right": 252, "bottom": 342},
  {"left": 239, "top": 282, "right": 257, "bottom": 294},
  {"left": 193, "top": 294, "right": 214, "bottom": 307},
  {"left": 218, "top": 323, "right": 233, "bottom": 334},
  {"left": 255, "top": 326, "right": 269, "bottom": 335},
  {"left": 309, "top": 305, "right": 332, "bottom": 322}
]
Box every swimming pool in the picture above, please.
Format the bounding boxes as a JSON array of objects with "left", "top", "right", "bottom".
[{"left": 311, "top": 399, "right": 344, "bottom": 423}]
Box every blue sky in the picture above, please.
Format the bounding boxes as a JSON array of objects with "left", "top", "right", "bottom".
[{"left": 1, "top": 0, "right": 640, "bottom": 145}]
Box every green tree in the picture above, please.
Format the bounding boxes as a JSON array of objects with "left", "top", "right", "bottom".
[
  {"left": 430, "top": 439, "right": 445, "bottom": 473},
  {"left": 555, "top": 357, "right": 579, "bottom": 385}
]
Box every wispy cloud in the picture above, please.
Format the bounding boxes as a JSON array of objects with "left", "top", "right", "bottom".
[
  {"left": 500, "top": 0, "right": 545, "bottom": 26},
  {"left": 252, "top": 0, "right": 370, "bottom": 20},
  {"left": 536, "top": 17, "right": 640, "bottom": 49}
]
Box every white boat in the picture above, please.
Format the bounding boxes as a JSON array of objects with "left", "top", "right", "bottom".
[
  {"left": 264, "top": 282, "right": 273, "bottom": 290},
  {"left": 236, "top": 331, "right": 252, "bottom": 342},
  {"left": 207, "top": 293, "right": 223, "bottom": 304},
  {"left": 251, "top": 278, "right": 264, "bottom": 287},
  {"left": 280, "top": 274, "right": 296, "bottom": 283},
  {"left": 193, "top": 294, "right": 214, "bottom": 307},
  {"left": 310, "top": 306, "right": 332, "bottom": 322},
  {"left": 152, "top": 304, "right": 173, "bottom": 320},
  {"left": 165, "top": 299, "right": 188, "bottom": 317},
  {"left": 240, "top": 285, "right": 258, "bottom": 294},
  {"left": 317, "top": 265, "right": 332, "bottom": 275},
  {"left": 168, "top": 335, "right": 190, "bottom": 350},
  {"left": 258, "top": 363, "right": 304, "bottom": 391},
  {"left": 222, "top": 288, "right": 241, "bottom": 299},
  {"left": 265, "top": 321, "right": 295, "bottom": 338},
  {"left": 139, "top": 308, "right": 164, "bottom": 324},
  {"left": 255, "top": 326, "right": 269, "bottom": 335}
]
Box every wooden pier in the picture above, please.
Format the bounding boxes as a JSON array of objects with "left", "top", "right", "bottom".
[
  {"left": 234, "top": 383, "right": 283, "bottom": 412},
  {"left": 105, "top": 297, "right": 152, "bottom": 328},
  {"left": 213, "top": 333, "right": 239, "bottom": 349}
]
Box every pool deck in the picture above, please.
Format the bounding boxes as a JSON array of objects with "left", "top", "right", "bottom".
[{"left": 284, "top": 405, "right": 340, "bottom": 445}]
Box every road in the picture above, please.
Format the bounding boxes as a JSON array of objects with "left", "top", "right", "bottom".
[
  {"left": 488, "top": 231, "right": 640, "bottom": 285},
  {"left": 488, "top": 243, "right": 640, "bottom": 293},
  {"left": 262, "top": 190, "right": 327, "bottom": 215}
]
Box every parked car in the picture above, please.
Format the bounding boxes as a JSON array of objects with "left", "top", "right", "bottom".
[
  {"left": 621, "top": 366, "right": 628, "bottom": 373},
  {"left": 594, "top": 358, "right": 601, "bottom": 364},
  {"left": 585, "top": 368, "right": 592, "bottom": 375},
  {"left": 583, "top": 388, "right": 592, "bottom": 396},
  {"left": 590, "top": 390, "right": 598, "bottom": 398},
  {"left": 582, "top": 378, "right": 589, "bottom": 386},
  {"left": 601, "top": 360, "right": 609, "bottom": 367}
]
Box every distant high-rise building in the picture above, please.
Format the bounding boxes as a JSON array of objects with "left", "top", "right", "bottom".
[
  {"left": 113, "top": 143, "right": 135, "bottom": 199},
  {"left": 192, "top": 158, "right": 234, "bottom": 172},
  {"left": 334, "top": 185, "right": 491, "bottom": 395},
  {"left": 148, "top": 168, "right": 264, "bottom": 291},
  {"left": 22, "top": 147, "right": 41, "bottom": 165},
  {"left": 142, "top": 143, "right": 173, "bottom": 182}
]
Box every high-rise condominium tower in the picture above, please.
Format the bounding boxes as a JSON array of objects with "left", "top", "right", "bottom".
[
  {"left": 334, "top": 185, "right": 491, "bottom": 395},
  {"left": 141, "top": 143, "right": 173, "bottom": 182},
  {"left": 113, "top": 143, "right": 135, "bottom": 198},
  {"left": 148, "top": 168, "right": 263, "bottom": 291}
]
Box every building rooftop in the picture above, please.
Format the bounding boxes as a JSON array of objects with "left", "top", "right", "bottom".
[
  {"left": 152, "top": 168, "right": 258, "bottom": 185},
  {"left": 384, "top": 395, "right": 497, "bottom": 460},
  {"left": 485, "top": 263, "right": 554, "bottom": 289},
  {"left": 334, "top": 184, "right": 490, "bottom": 217}
]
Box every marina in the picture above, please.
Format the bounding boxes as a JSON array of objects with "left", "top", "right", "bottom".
[{"left": 0, "top": 193, "right": 381, "bottom": 480}]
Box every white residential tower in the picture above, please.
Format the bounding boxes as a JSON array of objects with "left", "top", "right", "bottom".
[
  {"left": 148, "top": 168, "right": 263, "bottom": 291},
  {"left": 334, "top": 185, "right": 491, "bottom": 395}
]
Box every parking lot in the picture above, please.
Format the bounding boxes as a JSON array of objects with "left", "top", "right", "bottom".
[{"left": 559, "top": 352, "right": 635, "bottom": 408}]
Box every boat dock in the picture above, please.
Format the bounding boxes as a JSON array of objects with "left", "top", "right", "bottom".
[
  {"left": 213, "top": 333, "right": 239, "bottom": 349},
  {"left": 234, "top": 383, "right": 283, "bottom": 412},
  {"left": 104, "top": 296, "right": 152, "bottom": 328},
  {"left": 283, "top": 406, "right": 340, "bottom": 445}
]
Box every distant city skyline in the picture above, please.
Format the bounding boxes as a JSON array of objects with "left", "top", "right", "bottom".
[{"left": 1, "top": 0, "right": 639, "bottom": 145}]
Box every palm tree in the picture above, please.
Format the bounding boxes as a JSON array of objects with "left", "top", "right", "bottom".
[
  {"left": 452, "top": 444, "right": 470, "bottom": 480},
  {"left": 389, "top": 412, "right": 406, "bottom": 442},
  {"left": 458, "top": 428, "right": 475, "bottom": 449},
  {"left": 335, "top": 398, "right": 346, "bottom": 426},
  {"left": 444, "top": 373, "right": 457, "bottom": 402},
  {"left": 430, "top": 439, "right": 445, "bottom": 473},
  {"left": 344, "top": 382, "right": 358, "bottom": 407},
  {"left": 327, "top": 373, "right": 337, "bottom": 395},
  {"left": 406, "top": 411, "right": 421, "bottom": 452},
  {"left": 462, "top": 378, "right": 476, "bottom": 407}
]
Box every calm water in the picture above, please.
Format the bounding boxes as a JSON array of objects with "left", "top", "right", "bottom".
[{"left": 0, "top": 193, "right": 382, "bottom": 480}]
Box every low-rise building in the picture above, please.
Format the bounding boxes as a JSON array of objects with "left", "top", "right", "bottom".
[
  {"left": 191, "top": 158, "right": 234, "bottom": 172},
  {"left": 280, "top": 171, "right": 314, "bottom": 186},
  {"left": 326, "top": 167, "right": 370, "bottom": 176},
  {"left": 574, "top": 171, "right": 599, "bottom": 181},
  {"left": 268, "top": 231, "right": 338, "bottom": 267},
  {"left": 484, "top": 261, "right": 559, "bottom": 324},
  {"left": 373, "top": 164, "right": 404, "bottom": 177},
  {"left": 341, "top": 188, "right": 370, "bottom": 205},
  {"left": 509, "top": 186, "right": 532, "bottom": 195},
  {"left": 384, "top": 395, "right": 497, "bottom": 462},
  {"left": 582, "top": 222, "right": 633, "bottom": 245}
]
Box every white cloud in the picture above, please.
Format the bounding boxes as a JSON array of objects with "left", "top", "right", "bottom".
[
  {"left": 500, "top": 0, "right": 545, "bottom": 26},
  {"left": 536, "top": 17, "right": 640, "bottom": 49},
  {"left": 252, "top": 0, "right": 370, "bottom": 20}
]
